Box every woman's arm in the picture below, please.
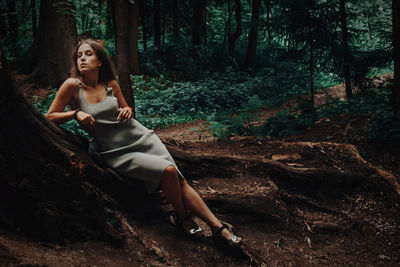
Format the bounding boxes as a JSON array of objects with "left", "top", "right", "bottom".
[
  {"left": 109, "top": 80, "right": 134, "bottom": 121},
  {"left": 46, "top": 78, "right": 96, "bottom": 126},
  {"left": 45, "top": 78, "right": 79, "bottom": 124}
]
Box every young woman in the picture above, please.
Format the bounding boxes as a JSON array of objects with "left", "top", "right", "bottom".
[{"left": 46, "top": 38, "right": 242, "bottom": 249}]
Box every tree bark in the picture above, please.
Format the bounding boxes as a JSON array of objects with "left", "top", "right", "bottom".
[
  {"left": 244, "top": 0, "right": 261, "bottom": 68},
  {"left": 309, "top": 40, "right": 315, "bottom": 110},
  {"left": 31, "top": 0, "right": 37, "bottom": 39},
  {"left": 20, "top": 0, "right": 78, "bottom": 88},
  {"left": 339, "top": 0, "right": 352, "bottom": 98},
  {"left": 105, "top": 0, "right": 114, "bottom": 39},
  {"left": 114, "top": 0, "right": 135, "bottom": 108},
  {"left": 392, "top": 0, "right": 400, "bottom": 112},
  {"left": 153, "top": 0, "right": 161, "bottom": 47},
  {"left": 0, "top": 42, "right": 144, "bottom": 244},
  {"left": 6, "top": 0, "right": 18, "bottom": 42},
  {"left": 265, "top": 0, "right": 271, "bottom": 46},
  {"left": 0, "top": 7, "right": 8, "bottom": 37},
  {"left": 192, "top": 0, "right": 206, "bottom": 57},
  {"left": 128, "top": 0, "right": 140, "bottom": 75},
  {"left": 140, "top": 0, "right": 148, "bottom": 50},
  {"left": 172, "top": 0, "right": 180, "bottom": 40},
  {"left": 228, "top": 0, "right": 242, "bottom": 57}
]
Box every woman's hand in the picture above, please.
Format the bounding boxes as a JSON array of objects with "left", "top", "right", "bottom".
[
  {"left": 76, "top": 110, "right": 96, "bottom": 126},
  {"left": 117, "top": 107, "right": 133, "bottom": 121}
]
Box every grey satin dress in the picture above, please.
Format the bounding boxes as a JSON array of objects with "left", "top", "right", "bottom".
[{"left": 76, "top": 80, "right": 185, "bottom": 193}]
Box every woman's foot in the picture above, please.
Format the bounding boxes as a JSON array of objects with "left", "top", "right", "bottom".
[
  {"left": 212, "top": 222, "right": 242, "bottom": 249},
  {"left": 170, "top": 213, "right": 204, "bottom": 240}
]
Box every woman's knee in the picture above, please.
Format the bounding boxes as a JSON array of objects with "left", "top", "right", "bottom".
[{"left": 162, "top": 165, "right": 178, "bottom": 179}]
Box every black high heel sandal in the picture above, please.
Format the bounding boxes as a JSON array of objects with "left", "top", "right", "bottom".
[
  {"left": 169, "top": 213, "right": 204, "bottom": 240},
  {"left": 212, "top": 222, "right": 242, "bottom": 249}
]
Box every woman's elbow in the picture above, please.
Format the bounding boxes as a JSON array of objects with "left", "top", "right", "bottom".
[{"left": 45, "top": 112, "right": 56, "bottom": 122}]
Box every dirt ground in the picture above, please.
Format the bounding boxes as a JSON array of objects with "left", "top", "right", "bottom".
[{"left": 1, "top": 74, "right": 399, "bottom": 266}]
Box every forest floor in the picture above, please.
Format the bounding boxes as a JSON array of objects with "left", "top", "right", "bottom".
[{"left": 1, "top": 74, "right": 399, "bottom": 266}]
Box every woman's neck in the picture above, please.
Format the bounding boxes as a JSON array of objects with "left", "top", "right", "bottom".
[{"left": 81, "top": 72, "right": 99, "bottom": 88}]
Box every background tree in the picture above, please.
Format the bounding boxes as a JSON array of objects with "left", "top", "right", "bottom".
[
  {"left": 31, "top": 0, "right": 37, "bottom": 39},
  {"left": 228, "top": 0, "right": 242, "bottom": 58},
  {"left": 340, "top": 0, "right": 352, "bottom": 98},
  {"left": 6, "top": 0, "right": 18, "bottom": 43},
  {"left": 192, "top": 0, "right": 207, "bottom": 57},
  {"left": 153, "top": 0, "right": 161, "bottom": 47},
  {"left": 244, "top": 0, "right": 261, "bottom": 67},
  {"left": 113, "top": 0, "right": 140, "bottom": 109},
  {"left": 20, "top": 0, "right": 78, "bottom": 88},
  {"left": 393, "top": 0, "right": 400, "bottom": 112}
]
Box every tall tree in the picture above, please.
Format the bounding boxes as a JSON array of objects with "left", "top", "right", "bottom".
[
  {"left": 20, "top": 0, "right": 78, "bottom": 88},
  {"left": 228, "top": 0, "right": 242, "bottom": 57},
  {"left": 128, "top": 0, "right": 140, "bottom": 75},
  {"left": 339, "top": 0, "right": 352, "bottom": 98},
  {"left": 114, "top": 0, "right": 139, "bottom": 109},
  {"left": 6, "top": 0, "right": 18, "bottom": 43},
  {"left": 105, "top": 0, "right": 114, "bottom": 39},
  {"left": 265, "top": 0, "right": 272, "bottom": 45},
  {"left": 153, "top": 0, "right": 161, "bottom": 47},
  {"left": 140, "top": 0, "right": 149, "bottom": 50},
  {"left": 244, "top": 0, "right": 261, "bottom": 67},
  {"left": 0, "top": 7, "right": 8, "bottom": 37},
  {"left": 172, "top": 0, "right": 180, "bottom": 40},
  {"left": 192, "top": 0, "right": 206, "bottom": 57},
  {"left": 31, "top": 0, "right": 37, "bottom": 39},
  {"left": 393, "top": 0, "right": 400, "bottom": 112}
]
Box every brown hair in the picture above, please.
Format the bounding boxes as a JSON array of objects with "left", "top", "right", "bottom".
[{"left": 69, "top": 38, "right": 116, "bottom": 84}]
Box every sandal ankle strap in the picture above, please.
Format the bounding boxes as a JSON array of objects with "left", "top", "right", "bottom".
[{"left": 213, "top": 224, "right": 227, "bottom": 235}]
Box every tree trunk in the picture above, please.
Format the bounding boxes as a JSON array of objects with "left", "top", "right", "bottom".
[
  {"left": 265, "top": 0, "right": 271, "bottom": 46},
  {"left": 392, "top": 0, "right": 400, "bottom": 112},
  {"left": 0, "top": 42, "right": 144, "bottom": 244},
  {"left": 172, "top": 0, "right": 180, "bottom": 40},
  {"left": 128, "top": 0, "right": 140, "bottom": 75},
  {"left": 114, "top": 0, "right": 135, "bottom": 108},
  {"left": 309, "top": 40, "right": 315, "bottom": 113},
  {"left": 228, "top": 0, "right": 242, "bottom": 57},
  {"left": 31, "top": 0, "right": 37, "bottom": 39},
  {"left": 0, "top": 7, "right": 8, "bottom": 37},
  {"left": 244, "top": 0, "right": 261, "bottom": 68},
  {"left": 162, "top": 1, "right": 167, "bottom": 47},
  {"left": 20, "top": 0, "right": 78, "bottom": 88},
  {"left": 192, "top": 0, "right": 206, "bottom": 57},
  {"left": 153, "top": 0, "right": 161, "bottom": 47},
  {"left": 140, "top": 0, "right": 148, "bottom": 50},
  {"left": 6, "top": 0, "right": 18, "bottom": 43},
  {"left": 105, "top": 0, "right": 114, "bottom": 39},
  {"left": 339, "top": 0, "right": 352, "bottom": 98}
]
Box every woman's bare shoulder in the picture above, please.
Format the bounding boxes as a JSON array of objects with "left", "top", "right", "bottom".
[
  {"left": 108, "top": 79, "right": 119, "bottom": 88},
  {"left": 63, "top": 77, "right": 80, "bottom": 87},
  {"left": 59, "top": 77, "right": 79, "bottom": 93}
]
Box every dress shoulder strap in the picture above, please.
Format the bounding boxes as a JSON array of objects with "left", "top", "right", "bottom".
[{"left": 105, "top": 82, "right": 113, "bottom": 93}]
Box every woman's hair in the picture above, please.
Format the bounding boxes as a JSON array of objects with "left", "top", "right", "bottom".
[{"left": 70, "top": 38, "right": 116, "bottom": 83}]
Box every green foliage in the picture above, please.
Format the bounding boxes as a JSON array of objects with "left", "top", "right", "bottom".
[
  {"left": 260, "top": 80, "right": 400, "bottom": 146},
  {"left": 33, "top": 89, "right": 90, "bottom": 138},
  {"left": 261, "top": 110, "right": 317, "bottom": 137}
]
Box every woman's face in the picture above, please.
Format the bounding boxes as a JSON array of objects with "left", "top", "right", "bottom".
[{"left": 77, "top": 43, "right": 102, "bottom": 74}]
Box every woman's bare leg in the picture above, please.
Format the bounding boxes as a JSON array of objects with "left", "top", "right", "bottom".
[
  {"left": 162, "top": 165, "right": 240, "bottom": 242},
  {"left": 180, "top": 179, "right": 222, "bottom": 229},
  {"left": 180, "top": 177, "right": 240, "bottom": 242},
  {"left": 161, "top": 165, "right": 187, "bottom": 219}
]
